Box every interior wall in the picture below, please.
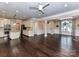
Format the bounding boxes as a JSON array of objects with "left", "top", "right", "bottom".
[
  {"left": 15, "top": 20, "right": 22, "bottom": 31},
  {"left": 0, "top": 19, "right": 4, "bottom": 27},
  {"left": 22, "top": 19, "right": 60, "bottom": 36},
  {"left": 47, "top": 20, "right": 55, "bottom": 34},
  {"left": 23, "top": 20, "right": 34, "bottom": 36},
  {"left": 35, "top": 21, "right": 44, "bottom": 35},
  {"left": 23, "top": 20, "right": 45, "bottom": 36},
  {"left": 22, "top": 18, "right": 79, "bottom": 37},
  {"left": 75, "top": 18, "right": 79, "bottom": 36},
  {"left": 53, "top": 20, "right": 60, "bottom": 34}
]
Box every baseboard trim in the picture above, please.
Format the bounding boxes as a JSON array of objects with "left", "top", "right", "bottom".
[
  {"left": 0, "top": 37, "right": 4, "bottom": 38},
  {"left": 53, "top": 33, "right": 79, "bottom": 37},
  {"left": 22, "top": 34, "right": 29, "bottom": 37},
  {"left": 23, "top": 33, "right": 79, "bottom": 37}
]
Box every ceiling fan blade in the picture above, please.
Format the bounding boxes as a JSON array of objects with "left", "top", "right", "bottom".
[
  {"left": 43, "top": 4, "right": 50, "bottom": 9},
  {"left": 29, "top": 7, "right": 38, "bottom": 10},
  {"left": 39, "top": 10, "right": 44, "bottom": 14}
]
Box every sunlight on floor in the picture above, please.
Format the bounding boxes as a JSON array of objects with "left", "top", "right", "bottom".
[{"left": 60, "top": 36, "right": 73, "bottom": 51}]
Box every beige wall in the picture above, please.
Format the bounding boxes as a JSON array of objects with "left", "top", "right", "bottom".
[
  {"left": 35, "top": 21, "right": 44, "bottom": 35},
  {"left": 10, "top": 19, "right": 22, "bottom": 31},
  {"left": 22, "top": 18, "right": 79, "bottom": 36},
  {"left": 23, "top": 20, "right": 45, "bottom": 36},
  {"left": 53, "top": 20, "right": 60, "bottom": 34},
  {"left": 23, "top": 20, "right": 33, "bottom": 36},
  {"left": 47, "top": 20, "right": 55, "bottom": 34},
  {"left": 75, "top": 18, "right": 79, "bottom": 36},
  {"left": 0, "top": 17, "right": 79, "bottom": 36},
  {"left": 23, "top": 20, "right": 56, "bottom": 36},
  {"left": 75, "top": 19, "right": 79, "bottom": 29}
]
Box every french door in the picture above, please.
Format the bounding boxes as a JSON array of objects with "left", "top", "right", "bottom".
[{"left": 60, "top": 19, "right": 74, "bottom": 36}]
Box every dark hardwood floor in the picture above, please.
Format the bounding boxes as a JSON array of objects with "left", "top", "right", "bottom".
[{"left": 0, "top": 34, "right": 79, "bottom": 57}]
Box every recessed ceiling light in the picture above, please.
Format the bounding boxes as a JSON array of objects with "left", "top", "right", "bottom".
[
  {"left": 16, "top": 10, "right": 19, "bottom": 13},
  {"left": 5, "top": 2, "right": 9, "bottom": 4},
  {"left": 64, "top": 4, "right": 68, "bottom": 7}
]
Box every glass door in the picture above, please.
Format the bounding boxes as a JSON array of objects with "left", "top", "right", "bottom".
[{"left": 61, "top": 19, "right": 72, "bottom": 35}]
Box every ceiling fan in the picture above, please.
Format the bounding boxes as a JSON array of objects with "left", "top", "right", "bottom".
[{"left": 29, "top": 3, "right": 50, "bottom": 14}]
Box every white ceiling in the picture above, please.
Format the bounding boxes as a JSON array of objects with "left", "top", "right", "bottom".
[{"left": 0, "top": 2, "right": 79, "bottom": 20}]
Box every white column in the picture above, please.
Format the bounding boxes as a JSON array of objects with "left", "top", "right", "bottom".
[
  {"left": 44, "top": 20, "right": 47, "bottom": 37},
  {"left": 32, "top": 21, "right": 35, "bottom": 36}
]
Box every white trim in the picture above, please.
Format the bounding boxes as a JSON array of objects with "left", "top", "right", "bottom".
[{"left": 44, "top": 20, "right": 47, "bottom": 37}]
